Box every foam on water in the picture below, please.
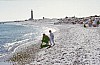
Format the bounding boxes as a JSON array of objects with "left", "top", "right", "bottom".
[
  {"left": 0, "top": 23, "right": 41, "bottom": 56},
  {"left": 0, "top": 22, "right": 58, "bottom": 64}
]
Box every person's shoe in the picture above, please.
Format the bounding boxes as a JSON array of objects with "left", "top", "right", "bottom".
[
  {"left": 47, "top": 45, "right": 51, "bottom": 49},
  {"left": 53, "top": 43, "right": 55, "bottom": 46}
]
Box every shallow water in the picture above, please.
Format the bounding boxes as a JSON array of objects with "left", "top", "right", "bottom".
[{"left": 0, "top": 23, "right": 41, "bottom": 56}]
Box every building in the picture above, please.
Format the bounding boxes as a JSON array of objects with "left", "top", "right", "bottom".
[{"left": 29, "top": 9, "right": 33, "bottom": 20}]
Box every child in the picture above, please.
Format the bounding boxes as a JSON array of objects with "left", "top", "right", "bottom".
[{"left": 41, "top": 34, "right": 51, "bottom": 48}]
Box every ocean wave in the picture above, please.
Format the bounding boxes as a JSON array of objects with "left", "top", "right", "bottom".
[
  {"left": 0, "top": 24, "right": 42, "bottom": 56},
  {"left": 0, "top": 39, "right": 30, "bottom": 55}
]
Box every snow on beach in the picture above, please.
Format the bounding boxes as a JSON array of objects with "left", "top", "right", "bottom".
[{"left": 0, "top": 20, "right": 100, "bottom": 65}]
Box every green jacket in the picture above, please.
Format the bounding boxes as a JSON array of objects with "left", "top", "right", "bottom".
[{"left": 42, "top": 35, "right": 50, "bottom": 44}]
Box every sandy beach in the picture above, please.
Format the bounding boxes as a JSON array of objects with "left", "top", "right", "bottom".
[{"left": 0, "top": 20, "right": 100, "bottom": 65}]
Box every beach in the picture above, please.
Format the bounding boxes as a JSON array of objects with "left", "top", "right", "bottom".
[
  {"left": 0, "top": 20, "right": 100, "bottom": 65},
  {"left": 31, "top": 24, "right": 100, "bottom": 65}
]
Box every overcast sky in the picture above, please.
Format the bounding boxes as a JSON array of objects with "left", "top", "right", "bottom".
[{"left": 0, "top": 0, "right": 100, "bottom": 21}]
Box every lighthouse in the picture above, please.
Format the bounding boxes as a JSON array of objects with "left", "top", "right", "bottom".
[
  {"left": 31, "top": 9, "right": 33, "bottom": 20},
  {"left": 28, "top": 9, "right": 34, "bottom": 20}
]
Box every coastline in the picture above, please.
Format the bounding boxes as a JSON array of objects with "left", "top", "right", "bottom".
[
  {"left": 0, "top": 21, "right": 100, "bottom": 65},
  {"left": 0, "top": 21, "right": 59, "bottom": 65}
]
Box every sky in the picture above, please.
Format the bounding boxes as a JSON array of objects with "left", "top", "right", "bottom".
[{"left": 0, "top": 0, "right": 100, "bottom": 21}]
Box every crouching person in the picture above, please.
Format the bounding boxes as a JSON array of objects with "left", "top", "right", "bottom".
[{"left": 40, "top": 34, "right": 51, "bottom": 49}]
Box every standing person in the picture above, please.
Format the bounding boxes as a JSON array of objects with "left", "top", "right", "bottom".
[
  {"left": 92, "top": 19, "right": 97, "bottom": 27},
  {"left": 41, "top": 34, "right": 51, "bottom": 48},
  {"left": 84, "top": 24, "right": 86, "bottom": 28},
  {"left": 49, "top": 30, "right": 55, "bottom": 46},
  {"left": 97, "top": 19, "right": 99, "bottom": 27},
  {"left": 88, "top": 19, "right": 93, "bottom": 27}
]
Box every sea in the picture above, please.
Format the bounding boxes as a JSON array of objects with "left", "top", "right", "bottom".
[{"left": 0, "top": 23, "right": 42, "bottom": 57}]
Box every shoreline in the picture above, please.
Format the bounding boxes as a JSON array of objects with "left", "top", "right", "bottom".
[
  {"left": 0, "top": 21, "right": 100, "bottom": 65},
  {"left": 0, "top": 21, "right": 59, "bottom": 65}
]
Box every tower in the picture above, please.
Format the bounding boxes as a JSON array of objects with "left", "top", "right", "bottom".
[{"left": 31, "top": 9, "right": 33, "bottom": 20}]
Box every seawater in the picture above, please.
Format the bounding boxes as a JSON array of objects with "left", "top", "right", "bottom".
[{"left": 0, "top": 23, "right": 41, "bottom": 56}]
